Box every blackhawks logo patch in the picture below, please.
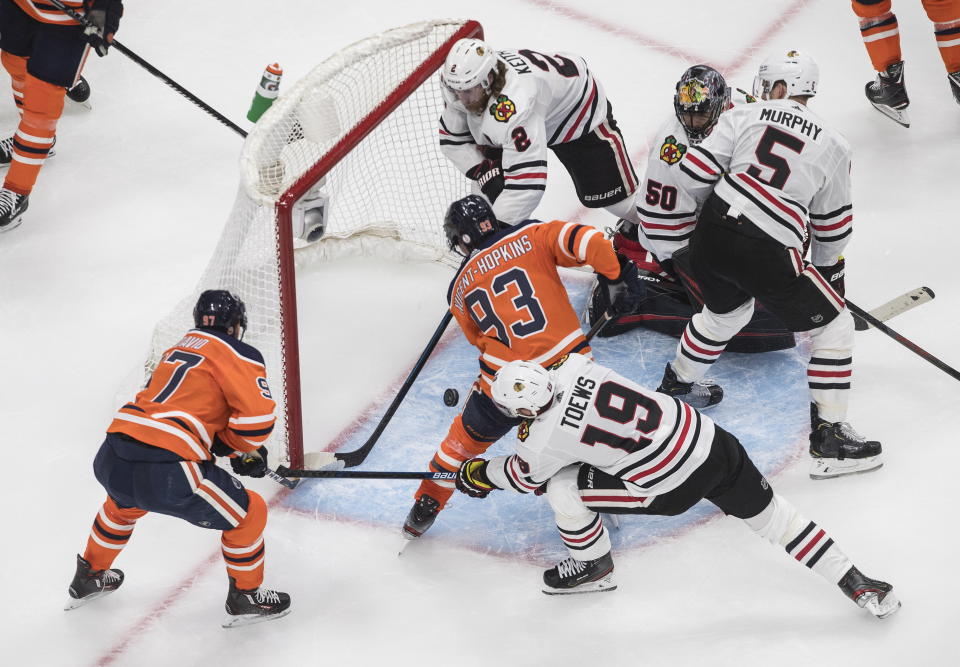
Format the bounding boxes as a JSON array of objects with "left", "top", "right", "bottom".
[
  {"left": 518, "top": 419, "right": 531, "bottom": 441},
  {"left": 489, "top": 94, "right": 516, "bottom": 122},
  {"left": 659, "top": 135, "right": 687, "bottom": 165}
]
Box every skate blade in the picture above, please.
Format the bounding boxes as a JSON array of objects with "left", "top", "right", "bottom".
[
  {"left": 869, "top": 102, "right": 910, "bottom": 128},
  {"left": 0, "top": 216, "right": 25, "bottom": 234},
  {"left": 809, "top": 455, "right": 882, "bottom": 480},
  {"left": 542, "top": 575, "right": 617, "bottom": 596},
  {"left": 861, "top": 591, "right": 902, "bottom": 619},
  {"left": 222, "top": 607, "right": 291, "bottom": 628},
  {"left": 63, "top": 588, "right": 116, "bottom": 611}
]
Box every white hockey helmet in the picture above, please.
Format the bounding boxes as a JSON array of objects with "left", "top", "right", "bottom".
[
  {"left": 440, "top": 38, "right": 498, "bottom": 114},
  {"left": 753, "top": 50, "right": 819, "bottom": 99},
  {"left": 491, "top": 361, "right": 556, "bottom": 419}
]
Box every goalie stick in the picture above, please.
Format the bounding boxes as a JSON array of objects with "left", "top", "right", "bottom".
[
  {"left": 49, "top": 0, "right": 248, "bottom": 138},
  {"left": 852, "top": 286, "right": 935, "bottom": 331},
  {"left": 290, "top": 308, "right": 617, "bottom": 476},
  {"left": 846, "top": 298, "right": 960, "bottom": 382}
]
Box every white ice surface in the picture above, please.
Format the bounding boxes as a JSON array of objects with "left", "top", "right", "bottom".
[{"left": 2, "top": 1, "right": 959, "bottom": 665}]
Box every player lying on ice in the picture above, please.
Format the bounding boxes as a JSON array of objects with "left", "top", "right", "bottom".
[{"left": 453, "top": 354, "right": 900, "bottom": 619}]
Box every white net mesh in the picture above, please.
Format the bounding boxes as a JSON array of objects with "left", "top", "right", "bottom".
[{"left": 145, "top": 20, "right": 478, "bottom": 465}]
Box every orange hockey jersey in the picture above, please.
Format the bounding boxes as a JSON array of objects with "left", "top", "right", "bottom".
[
  {"left": 13, "top": 0, "right": 85, "bottom": 25},
  {"left": 447, "top": 219, "right": 622, "bottom": 395},
  {"left": 107, "top": 329, "right": 276, "bottom": 461}
]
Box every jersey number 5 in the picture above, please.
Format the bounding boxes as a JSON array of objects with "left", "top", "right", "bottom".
[
  {"left": 747, "top": 126, "right": 805, "bottom": 189},
  {"left": 464, "top": 267, "right": 547, "bottom": 344}
]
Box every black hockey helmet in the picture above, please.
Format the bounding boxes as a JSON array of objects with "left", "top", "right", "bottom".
[
  {"left": 443, "top": 195, "right": 500, "bottom": 256},
  {"left": 674, "top": 65, "right": 731, "bottom": 143},
  {"left": 193, "top": 289, "right": 247, "bottom": 338}
]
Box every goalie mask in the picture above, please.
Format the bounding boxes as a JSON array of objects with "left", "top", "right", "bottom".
[
  {"left": 441, "top": 38, "right": 499, "bottom": 115},
  {"left": 491, "top": 361, "right": 556, "bottom": 419},
  {"left": 753, "top": 50, "right": 819, "bottom": 99},
  {"left": 674, "top": 65, "right": 730, "bottom": 143},
  {"left": 443, "top": 194, "right": 500, "bottom": 256},
  {"left": 193, "top": 289, "right": 247, "bottom": 339}
]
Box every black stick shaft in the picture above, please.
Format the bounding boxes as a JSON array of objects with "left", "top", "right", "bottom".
[
  {"left": 276, "top": 466, "right": 456, "bottom": 480},
  {"left": 50, "top": 0, "right": 247, "bottom": 138},
  {"left": 846, "top": 299, "right": 960, "bottom": 381}
]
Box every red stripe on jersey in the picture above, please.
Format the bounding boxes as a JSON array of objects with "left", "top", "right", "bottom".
[
  {"left": 804, "top": 267, "right": 845, "bottom": 309},
  {"left": 562, "top": 81, "right": 597, "bottom": 143},
  {"left": 686, "top": 153, "right": 718, "bottom": 177},
  {"left": 639, "top": 218, "right": 697, "bottom": 231},
  {"left": 735, "top": 173, "right": 806, "bottom": 232},
  {"left": 795, "top": 529, "right": 825, "bottom": 561},
  {"left": 628, "top": 403, "right": 694, "bottom": 483},
  {"left": 810, "top": 214, "right": 852, "bottom": 232},
  {"left": 505, "top": 172, "right": 548, "bottom": 180},
  {"left": 682, "top": 330, "right": 722, "bottom": 356},
  {"left": 581, "top": 494, "right": 649, "bottom": 503},
  {"left": 597, "top": 121, "right": 636, "bottom": 191},
  {"left": 508, "top": 456, "right": 541, "bottom": 491}
]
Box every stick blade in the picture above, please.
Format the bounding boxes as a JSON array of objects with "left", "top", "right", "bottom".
[
  {"left": 303, "top": 451, "right": 346, "bottom": 471},
  {"left": 854, "top": 286, "right": 934, "bottom": 331}
]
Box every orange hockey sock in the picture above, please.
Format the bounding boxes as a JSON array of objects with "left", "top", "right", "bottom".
[
  {"left": 924, "top": 0, "right": 960, "bottom": 73},
  {"left": 221, "top": 490, "right": 267, "bottom": 590},
  {"left": 0, "top": 51, "right": 26, "bottom": 112},
  {"left": 82, "top": 496, "right": 146, "bottom": 571},
  {"left": 415, "top": 415, "right": 493, "bottom": 509},
  {"left": 4, "top": 72, "right": 63, "bottom": 195},
  {"left": 853, "top": 1, "right": 901, "bottom": 72}
]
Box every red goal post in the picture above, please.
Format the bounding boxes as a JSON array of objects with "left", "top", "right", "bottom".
[{"left": 145, "top": 20, "right": 484, "bottom": 469}]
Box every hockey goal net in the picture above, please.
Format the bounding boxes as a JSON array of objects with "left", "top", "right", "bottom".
[{"left": 145, "top": 19, "right": 483, "bottom": 468}]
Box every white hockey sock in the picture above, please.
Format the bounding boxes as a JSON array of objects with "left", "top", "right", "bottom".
[
  {"left": 744, "top": 494, "right": 852, "bottom": 585},
  {"left": 808, "top": 310, "right": 854, "bottom": 423},
  {"left": 672, "top": 300, "right": 754, "bottom": 382},
  {"left": 547, "top": 466, "right": 611, "bottom": 561}
]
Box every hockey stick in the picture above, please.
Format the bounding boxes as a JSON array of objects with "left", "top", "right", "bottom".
[
  {"left": 275, "top": 468, "right": 456, "bottom": 480},
  {"left": 846, "top": 298, "right": 960, "bottom": 381},
  {"left": 49, "top": 0, "right": 248, "bottom": 138},
  {"left": 265, "top": 467, "right": 300, "bottom": 489},
  {"left": 852, "top": 286, "right": 935, "bottom": 331}
]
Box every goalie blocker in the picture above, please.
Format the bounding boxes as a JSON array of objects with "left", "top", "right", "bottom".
[{"left": 588, "top": 233, "right": 795, "bottom": 353}]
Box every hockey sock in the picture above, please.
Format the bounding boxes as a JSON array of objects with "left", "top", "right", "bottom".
[
  {"left": 744, "top": 493, "right": 853, "bottom": 585},
  {"left": 853, "top": 2, "right": 902, "bottom": 72},
  {"left": 0, "top": 52, "right": 26, "bottom": 112},
  {"left": 3, "top": 73, "right": 63, "bottom": 195},
  {"left": 83, "top": 496, "right": 146, "bottom": 571},
  {"left": 547, "top": 466, "right": 611, "bottom": 561},
  {"left": 672, "top": 300, "right": 753, "bottom": 382},
  {"left": 221, "top": 490, "right": 267, "bottom": 590},
  {"left": 807, "top": 310, "right": 854, "bottom": 424},
  {"left": 414, "top": 415, "right": 493, "bottom": 509},
  {"left": 932, "top": 15, "right": 960, "bottom": 74}
]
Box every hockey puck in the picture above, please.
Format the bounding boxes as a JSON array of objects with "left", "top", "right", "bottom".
[{"left": 443, "top": 387, "right": 459, "bottom": 407}]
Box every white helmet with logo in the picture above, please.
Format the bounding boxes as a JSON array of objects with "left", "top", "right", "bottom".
[
  {"left": 440, "top": 38, "right": 499, "bottom": 114},
  {"left": 753, "top": 50, "right": 819, "bottom": 99},
  {"left": 491, "top": 361, "right": 556, "bottom": 419}
]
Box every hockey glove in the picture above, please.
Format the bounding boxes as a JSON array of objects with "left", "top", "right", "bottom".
[
  {"left": 456, "top": 458, "right": 497, "bottom": 498},
  {"left": 814, "top": 256, "right": 845, "bottom": 298},
  {"left": 231, "top": 446, "right": 269, "bottom": 478},
  {"left": 82, "top": 0, "right": 124, "bottom": 56},
  {"left": 598, "top": 256, "right": 644, "bottom": 316},
  {"left": 466, "top": 159, "right": 504, "bottom": 203},
  {"left": 210, "top": 436, "right": 234, "bottom": 458}
]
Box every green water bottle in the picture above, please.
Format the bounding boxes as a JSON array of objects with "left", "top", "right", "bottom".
[{"left": 247, "top": 63, "right": 283, "bottom": 122}]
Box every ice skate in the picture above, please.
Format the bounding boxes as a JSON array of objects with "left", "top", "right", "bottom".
[
  {"left": 838, "top": 566, "right": 901, "bottom": 619},
  {"left": 401, "top": 493, "right": 441, "bottom": 540},
  {"left": 656, "top": 363, "right": 723, "bottom": 409},
  {"left": 0, "top": 188, "right": 28, "bottom": 233},
  {"left": 542, "top": 552, "right": 616, "bottom": 595},
  {"left": 949, "top": 70, "right": 960, "bottom": 107},
  {"left": 865, "top": 61, "right": 910, "bottom": 127},
  {"left": 64, "top": 554, "right": 124, "bottom": 611},
  {"left": 223, "top": 577, "right": 291, "bottom": 628},
  {"left": 809, "top": 404, "right": 882, "bottom": 479}
]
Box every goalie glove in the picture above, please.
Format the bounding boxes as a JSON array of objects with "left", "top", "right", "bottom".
[
  {"left": 466, "top": 159, "right": 504, "bottom": 203},
  {"left": 456, "top": 458, "right": 498, "bottom": 498},
  {"left": 598, "top": 255, "right": 644, "bottom": 316},
  {"left": 814, "top": 256, "right": 845, "bottom": 298}
]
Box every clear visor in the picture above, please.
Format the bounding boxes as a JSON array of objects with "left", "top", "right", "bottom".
[{"left": 752, "top": 75, "right": 773, "bottom": 99}]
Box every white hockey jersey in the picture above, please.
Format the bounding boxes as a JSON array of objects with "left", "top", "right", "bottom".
[
  {"left": 636, "top": 117, "right": 700, "bottom": 262},
  {"left": 485, "top": 354, "right": 714, "bottom": 497},
  {"left": 439, "top": 49, "right": 609, "bottom": 224},
  {"left": 675, "top": 98, "right": 853, "bottom": 266}
]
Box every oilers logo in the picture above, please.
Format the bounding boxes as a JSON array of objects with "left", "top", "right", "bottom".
[
  {"left": 490, "top": 94, "right": 516, "bottom": 122},
  {"left": 659, "top": 134, "right": 687, "bottom": 165}
]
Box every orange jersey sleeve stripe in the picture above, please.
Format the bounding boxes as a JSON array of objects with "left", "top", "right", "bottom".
[{"left": 13, "top": 0, "right": 85, "bottom": 24}]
